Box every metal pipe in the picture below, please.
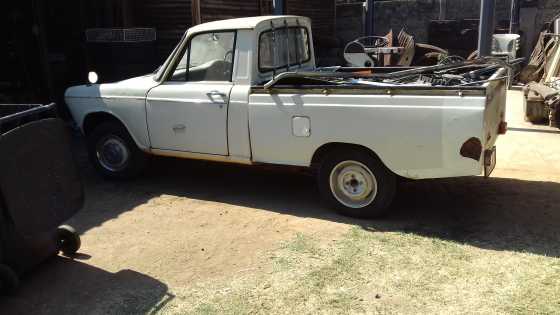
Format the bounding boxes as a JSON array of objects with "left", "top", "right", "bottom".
[
  {"left": 365, "top": 0, "right": 375, "bottom": 36},
  {"left": 555, "top": 18, "right": 560, "bottom": 34},
  {"left": 478, "top": 0, "right": 496, "bottom": 57},
  {"left": 192, "top": 0, "right": 201, "bottom": 25},
  {"left": 439, "top": 0, "right": 447, "bottom": 20},
  {"left": 273, "top": 0, "right": 284, "bottom": 15},
  {"left": 509, "top": 0, "right": 520, "bottom": 33}
]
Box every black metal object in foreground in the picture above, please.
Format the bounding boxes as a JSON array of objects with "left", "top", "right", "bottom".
[
  {"left": 0, "top": 103, "right": 83, "bottom": 294},
  {"left": 0, "top": 103, "right": 56, "bottom": 134}
]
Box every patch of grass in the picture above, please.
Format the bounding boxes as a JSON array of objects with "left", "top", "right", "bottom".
[
  {"left": 503, "top": 258, "right": 560, "bottom": 314},
  {"left": 157, "top": 227, "right": 560, "bottom": 314},
  {"left": 271, "top": 255, "right": 293, "bottom": 272},
  {"left": 192, "top": 303, "right": 218, "bottom": 315},
  {"left": 282, "top": 232, "right": 323, "bottom": 257}
]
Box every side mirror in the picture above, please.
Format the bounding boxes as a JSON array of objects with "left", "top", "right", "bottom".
[{"left": 88, "top": 71, "right": 98, "bottom": 84}]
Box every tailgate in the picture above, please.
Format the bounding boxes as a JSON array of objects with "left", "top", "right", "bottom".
[{"left": 483, "top": 68, "right": 508, "bottom": 149}]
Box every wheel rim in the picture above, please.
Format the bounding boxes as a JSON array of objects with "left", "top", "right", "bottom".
[
  {"left": 329, "top": 160, "right": 378, "bottom": 209},
  {"left": 96, "top": 135, "right": 130, "bottom": 172}
]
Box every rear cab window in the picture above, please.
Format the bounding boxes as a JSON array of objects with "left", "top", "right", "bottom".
[{"left": 259, "top": 27, "right": 310, "bottom": 73}]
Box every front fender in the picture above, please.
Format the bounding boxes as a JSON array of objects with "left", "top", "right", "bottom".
[
  {"left": 65, "top": 75, "right": 159, "bottom": 151},
  {"left": 65, "top": 87, "right": 151, "bottom": 151}
]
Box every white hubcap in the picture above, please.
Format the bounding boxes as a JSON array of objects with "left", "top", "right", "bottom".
[
  {"left": 329, "top": 160, "right": 378, "bottom": 208},
  {"left": 96, "top": 136, "right": 130, "bottom": 172}
]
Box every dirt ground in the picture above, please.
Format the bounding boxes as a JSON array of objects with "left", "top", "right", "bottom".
[{"left": 2, "top": 91, "right": 559, "bottom": 314}]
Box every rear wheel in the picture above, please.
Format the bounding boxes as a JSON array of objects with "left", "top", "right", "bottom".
[
  {"left": 87, "top": 122, "right": 148, "bottom": 179},
  {"left": 318, "top": 149, "right": 396, "bottom": 219}
]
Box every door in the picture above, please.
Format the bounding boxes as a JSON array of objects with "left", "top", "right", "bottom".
[{"left": 146, "top": 31, "right": 236, "bottom": 155}]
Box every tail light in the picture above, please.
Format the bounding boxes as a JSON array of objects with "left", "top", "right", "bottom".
[{"left": 498, "top": 121, "right": 508, "bottom": 135}]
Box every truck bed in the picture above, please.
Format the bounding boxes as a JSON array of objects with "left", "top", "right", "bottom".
[
  {"left": 259, "top": 61, "right": 511, "bottom": 90},
  {"left": 247, "top": 64, "right": 507, "bottom": 180}
]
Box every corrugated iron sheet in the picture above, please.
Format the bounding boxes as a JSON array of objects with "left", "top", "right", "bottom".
[
  {"left": 133, "top": 0, "right": 335, "bottom": 63},
  {"left": 133, "top": 0, "right": 264, "bottom": 61},
  {"left": 133, "top": 0, "right": 192, "bottom": 61},
  {"left": 200, "top": 0, "right": 262, "bottom": 23},
  {"left": 286, "top": 0, "right": 336, "bottom": 41}
]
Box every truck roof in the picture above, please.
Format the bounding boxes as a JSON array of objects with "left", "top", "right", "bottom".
[{"left": 188, "top": 15, "right": 309, "bottom": 34}]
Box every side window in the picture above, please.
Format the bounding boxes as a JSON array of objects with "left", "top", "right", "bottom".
[{"left": 168, "top": 31, "right": 236, "bottom": 82}]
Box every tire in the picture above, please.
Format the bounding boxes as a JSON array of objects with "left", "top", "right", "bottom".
[
  {"left": 57, "top": 225, "right": 81, "bottom": 256},
  {"left": 87, "top": 121, "right": 148, "bottom": 179},
  {"left": 318, "top": 149, "right": 396, "bottom": 219},
  {"left": 0, "top": 264, "right": 19, "bottom": 295}
]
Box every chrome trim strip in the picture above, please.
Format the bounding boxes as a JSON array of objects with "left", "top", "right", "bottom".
[
  {"left": 251, "top": 88, "right": 486, "bottom": 97},
  {"left": 151, "top": 149, "right": 252, "bottom": 165},
  {"left": 249, "top": 102, "right": 485, "bottom": 110},
  {"left": 66, "top": 96, "right": 146, "bottom": 101},
  {"left": 147, "top": 98, "right": 222, "bottom": 104}
]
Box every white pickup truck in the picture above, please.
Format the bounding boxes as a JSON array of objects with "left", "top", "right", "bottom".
[{"left": 65, "top": 16, "right": 508, "bottom": 218}]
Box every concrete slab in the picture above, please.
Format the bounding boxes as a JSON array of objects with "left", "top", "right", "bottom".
[{"left": 495, "top": 90, "right": 560, "bottom": 178}]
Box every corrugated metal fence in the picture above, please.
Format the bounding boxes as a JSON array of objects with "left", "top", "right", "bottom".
[
  {"left": 201, "top": 0, "right": 263, "bottom": 23},
  {"left": 133, "top": 0, "right": 192, "bottom": 61},
  {"left": 132, "top": 0, "right": 336, "bottom": 64}
]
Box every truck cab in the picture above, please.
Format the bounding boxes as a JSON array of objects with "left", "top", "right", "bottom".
[
  {"left": 146, "top": 16, "right": 315, "bottom": 159},
  {"left": 66, "top": 16, "right": 314, "bottom": 163}
]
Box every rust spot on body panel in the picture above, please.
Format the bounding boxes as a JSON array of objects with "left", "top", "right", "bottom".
[{"left": 460, "top": 137, "right": 482, "bottom": 161}]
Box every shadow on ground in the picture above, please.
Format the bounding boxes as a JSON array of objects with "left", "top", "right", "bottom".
[
  {"left": 1, "top": 256, "right": 172, "bottom": 314},
  {"left": 374, "top": 176, "right": 560, "bottom": 257},
  {"left": 73, "top": 138, "right": 560, "bottom": 259}
]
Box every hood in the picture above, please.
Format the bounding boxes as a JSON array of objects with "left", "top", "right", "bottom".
[{"left": 65, "top": 74, "right": 160, "bottom": 99}]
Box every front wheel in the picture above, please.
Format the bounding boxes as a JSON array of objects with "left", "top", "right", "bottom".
[
  {"left": 87, "top": 122, "right": 148, "bottom": 179},
  {"left": 318, "top": 149, "right": 396, "bottom": 219}
]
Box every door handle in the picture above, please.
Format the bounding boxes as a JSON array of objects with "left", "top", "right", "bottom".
[
  {"left": 207, "top": 91, "right": 227, "bottom": 109},
  {"left": 172, "top": 124, "right": 186, "bottom": 132},
  {"left": 207, "top": 90, "right": 227, "bottom": 97}
]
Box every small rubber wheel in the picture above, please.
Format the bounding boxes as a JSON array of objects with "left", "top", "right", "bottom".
[
  {"left": 57, "top": 225, "right": 81, "bottom": 256},
  {"left": 318, "top": 149, "right": 396, "bottom": 219},
  {"left": 87, "top": 121, "right": 148, "bottom": 179},
  {"left": 0, "top": 264, "right": 19, "bottom": 295}
]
